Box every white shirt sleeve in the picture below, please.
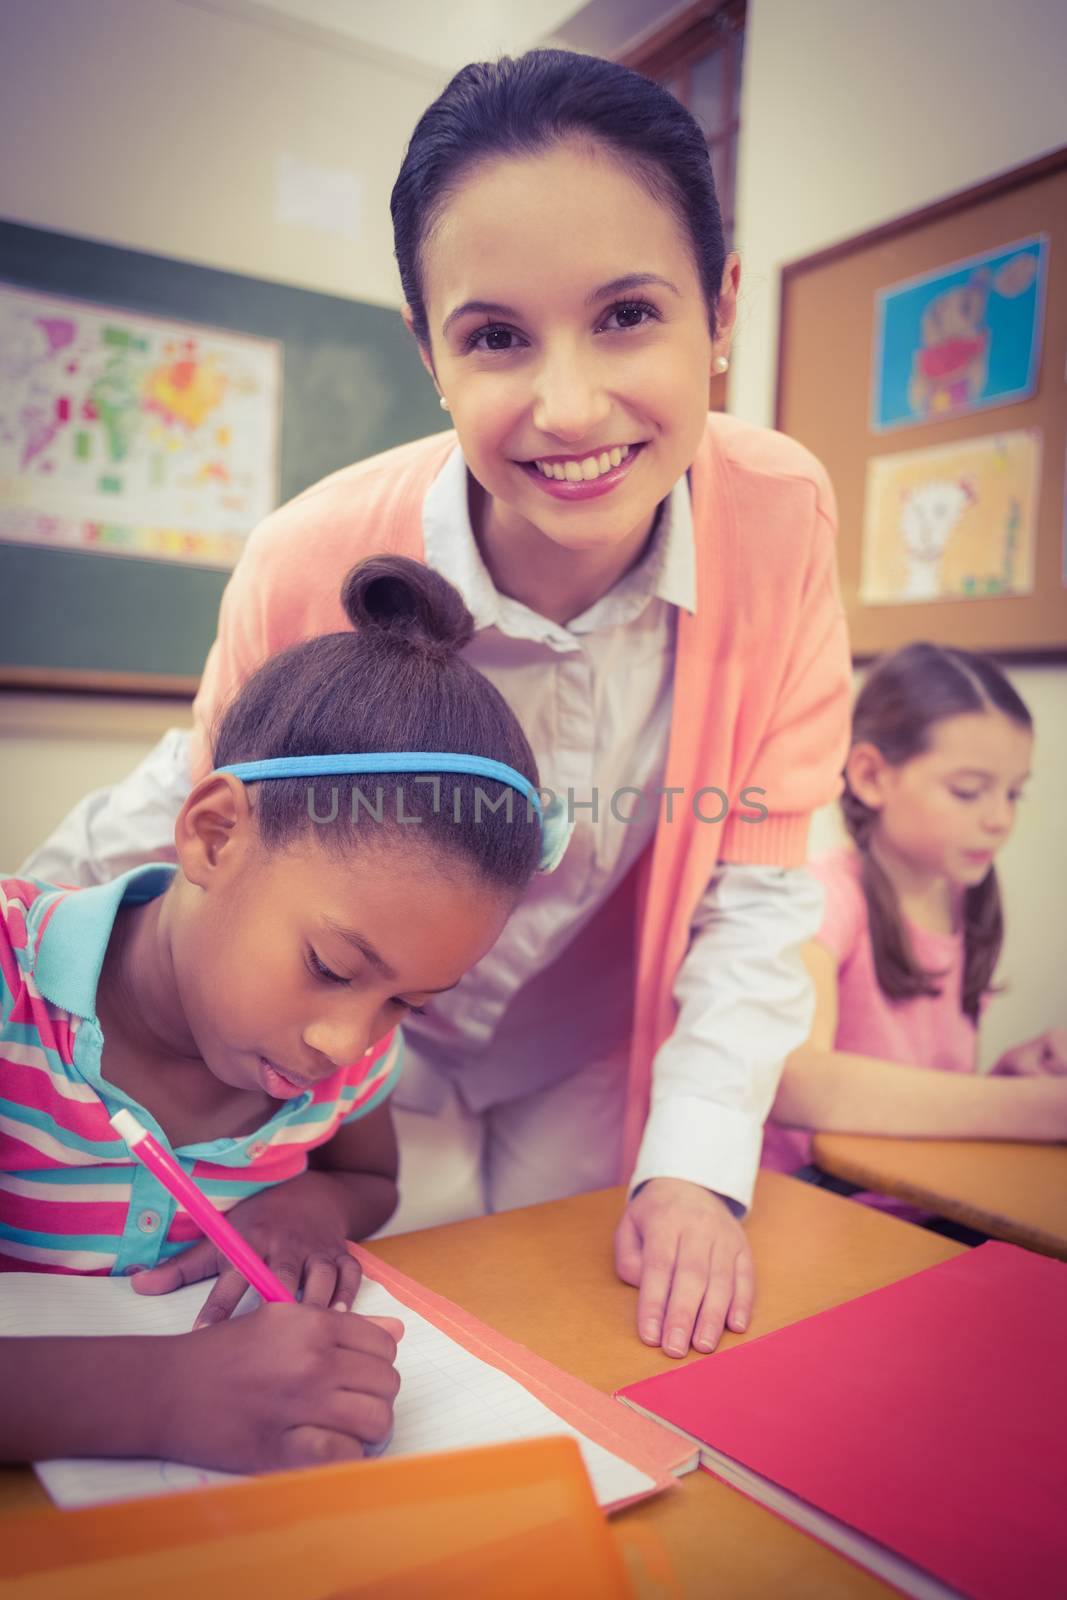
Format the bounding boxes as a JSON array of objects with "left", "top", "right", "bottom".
[
  {"left": 18, "top": 727, "right": 191, "bottom": 885},
  {"left": 628, "top": 862, "right": 825, "bottom": 1213}
]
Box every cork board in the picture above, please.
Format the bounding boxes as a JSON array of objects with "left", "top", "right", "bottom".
[{"left": 776, "top": 148, "right": 1067, "bottom": 659}]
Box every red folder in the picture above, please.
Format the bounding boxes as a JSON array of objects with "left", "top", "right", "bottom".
[{"left": 616, "top": 1243, "right": 1067, "bottom": 1600}]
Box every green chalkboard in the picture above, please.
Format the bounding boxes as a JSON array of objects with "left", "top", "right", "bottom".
[{"left": 0, "top": 219, "right": 446, "bottom": 692}]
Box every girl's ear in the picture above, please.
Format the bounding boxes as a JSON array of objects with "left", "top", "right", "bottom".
[
  {"left": 176, "top": 774, "right": 255, "bottom": 889},
  {"left": 845, "top": 742, "right": 891, "bottom": 811}
]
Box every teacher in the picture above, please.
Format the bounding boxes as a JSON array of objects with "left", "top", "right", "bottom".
[{"left": 25, "top": 49, "right": 851, "bottom": 1356}]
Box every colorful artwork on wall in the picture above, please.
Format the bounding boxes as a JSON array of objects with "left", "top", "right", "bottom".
[{"left": 0, "top": 283, "right": 281, "bottom": 568}]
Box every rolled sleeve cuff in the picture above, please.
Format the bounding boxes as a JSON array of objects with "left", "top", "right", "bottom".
[{"left": 628, "top": 1095, "right": 763, "bottom": 1215}]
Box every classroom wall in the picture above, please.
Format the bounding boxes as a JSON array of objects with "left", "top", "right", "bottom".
[
  {"left": 2, "top": 0, "right": 1065, "bottom": 1062},
  {"left": 732, "top": 0, "right": 1067, "bottom": 1065},
  {"left": 0, "top": 0, "right": 444, "bottom": 308},
  {"left": 0, "top": 0, "right": 441, "bottom": 862}
]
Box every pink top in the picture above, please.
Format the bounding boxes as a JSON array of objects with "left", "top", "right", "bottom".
[{"left": 763, "top": 845, "right": 979, "bottom": 1175}]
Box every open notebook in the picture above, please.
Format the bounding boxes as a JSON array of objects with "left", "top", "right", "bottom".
[{"left": 1, "top": 1251, "right": 689, "bottom": 1513}]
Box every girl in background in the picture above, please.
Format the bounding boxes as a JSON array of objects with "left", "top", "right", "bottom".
[
  {"left": 2, "top": 557, "right": 551, "bottom": 1472},
  {"left": 765, "top": 642, "right": 1067, "bottom": 1182}
]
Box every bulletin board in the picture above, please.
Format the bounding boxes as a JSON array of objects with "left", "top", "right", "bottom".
[
  {"left": 776, "top": 147, "right": 1067, "bottom": 659},
  {"left": 0, "top": 219, "right": 447, "bottom": 694}
]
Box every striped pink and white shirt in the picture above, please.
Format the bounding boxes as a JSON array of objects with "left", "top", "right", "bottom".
[{"left": 0, "top": 866, "right": 401, "bottom": 1275}]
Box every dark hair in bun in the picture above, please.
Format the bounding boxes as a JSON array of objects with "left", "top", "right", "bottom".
[
  {"left": 211, "top": 555, "right": 541, "bottom": 890},
  {"left": 342, "top": 554, "right": 475, "bottom": 655}
]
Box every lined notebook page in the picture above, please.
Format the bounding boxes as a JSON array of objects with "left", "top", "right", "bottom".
[{"left": 0, "top": 1272, "right": 653, "bottom": 1510}]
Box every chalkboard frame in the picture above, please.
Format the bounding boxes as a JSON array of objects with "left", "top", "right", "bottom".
[{"left": 0, "top": 219, "right": 447, "bottom": 695}]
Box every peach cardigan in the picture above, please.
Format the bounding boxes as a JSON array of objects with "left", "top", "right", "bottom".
[{"left": 190, "top": 415, "right": 851, "bottom": 1172}]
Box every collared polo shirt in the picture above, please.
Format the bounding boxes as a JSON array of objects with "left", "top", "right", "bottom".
[{"left": 0, "top": 866, "right": 400, "bottom": 1274}]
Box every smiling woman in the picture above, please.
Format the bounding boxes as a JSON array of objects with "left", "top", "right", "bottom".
[{"left": 22, "top": 49, "right": 852, "bottom": 1360}]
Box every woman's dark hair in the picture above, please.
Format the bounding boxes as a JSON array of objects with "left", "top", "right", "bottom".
[
  {"left": 841, "top": 641, "right": 1032, "bottom": 1021},
  {"left": 212, "top": 556, "right": 541, "bottom": 892},
  {"left": 391, "top": 49, "right": 726, "bottom": 349}
]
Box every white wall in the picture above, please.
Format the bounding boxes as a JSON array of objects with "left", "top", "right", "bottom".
[
  {"left": 733, "top": 0, "right": 1067, "bottom": 1064},
  {"left": 0, "top": 0, "right": 440, "bottom": 861},
  {"left": 730, "top": 0, "right": 1067, "bottom": 430},
  {"left": 0, "top": 0, "right": 444, "bottom": 307}
]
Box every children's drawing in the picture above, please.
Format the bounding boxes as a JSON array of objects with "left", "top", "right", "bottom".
[
  {"left": 871, "top": 237, "right": 1046, "bottom": 432},
  {"left": 0, "top": 283, "right": 281, "bottom": 569},
  {"left": 860, "top": 431, "right": 1040, "bottom": 606},
  {"left": 898, "top": 476, "right": 976, "bottom": 600}
]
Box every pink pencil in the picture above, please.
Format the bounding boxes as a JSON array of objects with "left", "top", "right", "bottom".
[{"left": 109, "top": 1107, "right": 295, "bottom": 1304}]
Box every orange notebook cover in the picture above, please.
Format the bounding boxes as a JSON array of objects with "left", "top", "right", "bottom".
[
  {"left": 616, "top": 1243, "right": 1067, "bottom": 1600},
  {"left": 4, "top": 1437, "right": 638, "bottom": 1599}
]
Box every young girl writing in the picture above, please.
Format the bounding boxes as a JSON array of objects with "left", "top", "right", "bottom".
[
  {"left": 1, "top": 556, "right": 553, "bottom": 1473},
  {"left": 25, "top": 49, "right": 853, "bottom": 1356},
  {"left": 764, "top": 642, "right": 1067, "bottom": 1179}
]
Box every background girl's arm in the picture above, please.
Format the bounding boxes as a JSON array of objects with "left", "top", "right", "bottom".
[{"left": 773, "top": 941, "right": 1067, "bottom": 1141}]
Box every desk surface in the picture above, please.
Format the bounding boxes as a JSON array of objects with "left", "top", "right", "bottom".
[
  {"left": 812, "top": 1133, "right": 1067, "bottom": 1260},
  {"left": 1, "top": 1173, "right": 964, "bottom": 1599}
]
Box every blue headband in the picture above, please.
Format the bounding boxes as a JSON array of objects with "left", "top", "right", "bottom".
[{"left": 214, "top": 754, "right": 572, "bottom": 874}]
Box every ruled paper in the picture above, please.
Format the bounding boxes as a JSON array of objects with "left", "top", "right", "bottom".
[{"left": 0, "top": 1272, "right": 652, "bottom": 1509}]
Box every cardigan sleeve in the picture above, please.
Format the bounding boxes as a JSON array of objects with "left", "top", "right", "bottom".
[{"left": 719, "top": 507, "right": 852, "bottom": 868}]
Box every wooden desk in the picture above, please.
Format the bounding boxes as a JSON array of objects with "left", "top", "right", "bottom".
[
  {"left": 812, "top": 1133, "right": 1067, "bottom": 1260},
  {"left": 1, "top": 1173, "right": 964, "bottom": 1598}
]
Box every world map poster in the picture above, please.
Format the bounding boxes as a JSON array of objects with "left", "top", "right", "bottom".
[{"left": 0, "top": 284, "right": 281, "bottom": 569}]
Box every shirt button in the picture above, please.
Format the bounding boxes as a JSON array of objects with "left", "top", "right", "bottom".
[
  {"left": 137, "top": 1208, "right": 161, "bottom": 1234},
  {"left": 247, "top": 1142, "right": 267, "bottom": 1161}
]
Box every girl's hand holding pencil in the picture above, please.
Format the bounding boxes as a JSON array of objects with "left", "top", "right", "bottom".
[
  {"left": 129, "top": 1171, "right": 372, "bottom": 1326},
  {"left": 152, "top": 1300, "right": 402, "bottom": 1473},
  {"left": 103, "top": 1109, "right": 404, "bottom": 1472}
]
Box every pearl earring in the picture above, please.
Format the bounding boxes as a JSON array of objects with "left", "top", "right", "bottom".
[
  {"left": 439, "top": 395, "right": 450, "bottom": 411},
  {"left": 714, "top": 355, "right": 730, "bottom": 375}
]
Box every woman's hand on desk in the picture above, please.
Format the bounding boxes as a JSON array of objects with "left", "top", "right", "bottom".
[
  {"left": 615, "top": 1178, "right": 754, "bottom": 1358},
  {"left": 991, "top": 1028, "right": 1067, "bottom": 1078}
]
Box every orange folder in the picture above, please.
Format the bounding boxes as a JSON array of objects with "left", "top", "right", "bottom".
[{"left": 4, "top": 1437, "right": 637, "bottom": 1599}]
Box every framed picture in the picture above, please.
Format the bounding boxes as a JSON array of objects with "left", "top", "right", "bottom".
[
  {"left": 0, "top": 220, "right": 444, "bottom": 695},
  {"left": 776, "top": 147, "right": 1067, "bottom": 659}
]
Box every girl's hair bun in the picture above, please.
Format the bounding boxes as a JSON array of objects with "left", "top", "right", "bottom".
[{"left": 341, "top": 554, "right": 475, "bottom": 656}]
